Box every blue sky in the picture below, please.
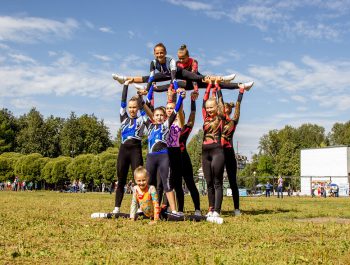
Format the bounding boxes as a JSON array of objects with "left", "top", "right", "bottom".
[{"left": 1, "top": 0, "right": 350, "bottom": 158}]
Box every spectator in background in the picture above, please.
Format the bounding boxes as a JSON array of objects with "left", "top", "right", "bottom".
[
  {"left": 102, "top": 182, "right": 105, "bottom": 193},
  {"left": 277, "top": 176, "right": 283, "bottom": 198},
  {"left": 265, "top": 182, "right": 272, "bottom": 197}
]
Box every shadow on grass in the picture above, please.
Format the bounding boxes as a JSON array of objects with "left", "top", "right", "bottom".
[{"left": 221, "top": 208, "right": 296, "bottom": 216}]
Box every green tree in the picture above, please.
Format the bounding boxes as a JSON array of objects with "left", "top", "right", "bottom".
[
  {"left": 78, "top": 114, "right": 112, "bottom": 154},
  {"left": 329, "top": 121, "right": 350, "bottom": 145},
  {"left": 16, "top": 108, "right": 47, "bottom": 155},
  {"left": 98, "top": 149, "right": 117, "bottom": 183},
  {"left": 258, "top": 124, "right": 327, "bottom": 177},
  {"left": 297, "top": 123, "right": 327, "bottom": 148},
  {"left": 41, "top": 156, "right": 72, "bottom": 188},
  {"left": 0, "top": 109, "right": 19, "bottom": 153},
  {"left": 66, "top": 154, "right": 97, "bottom": 188},
  {"left": 256, "top": 155, "right": 274, "bottom": 176},
  {"left": 60, "top": 112, "right": 84, "bottom": 157},
  {"left": 14, "top": 153, "right": 49, "bottom": 182},
  {"left": 0, "top": 152, "right": 23, "bottom": 181},
  {"left": 44, "top": 116, "right": 64, "bottom": 157},
  {"left": 187, "top": 129, "right": 203, "bottom": 176}
]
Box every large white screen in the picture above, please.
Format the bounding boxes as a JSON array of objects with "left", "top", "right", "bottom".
[{"left": 301, "top": 147, "right": 349, "bottom": 176}]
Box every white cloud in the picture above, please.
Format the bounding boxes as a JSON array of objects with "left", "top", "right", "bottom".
[
  {"left": 166, "top": 0, "right": 213, "bottom": 11},
  {"left": 207, "top": 56, "right": 228, "bottom": 67},
  {"left": 291, "top": 95, "right": 307, "bottom": 103},
  {"left": 0, "top": 43, "right": 10, "bottom": 49},
  {"left": 227, "top": 50, "right": 241, "bottom": 60},
  {"left": 84, "top": 20, "right": 95, "bottom": 29},
  {"left": 263, "top": 37, "right": 275, "bottom": 43},
  {"left": 128, "top": 30, "right": 135, "bottom": 39},
  {"left": 0, "top": 16, "right": 79, "bottom": 43},
  {"left": 0, "top": 52, "right": 116, "bottom": 99},
  {"left": 93, "top": 54, "right": 112, "bottom": 62},
  {"left": 9, "top": 53, "right": 36, "bottom": 64},
  {"left": 10, "top": 97, "right": 40, "bottom": 110},
  {"left": 249, "top": 56, "right": 350, "bottom": 111},
  {"left": 99, "top": 27, "right": 114, "bottom": 33},
  {"left": 48, "top": 51, "right": 58, "bottom": 57},
  {"left": 165, "top": 1, "right": 350, "bottom": 40},
  {"left": 297, "top": 106, "right": 308, "bottom": 112},
  {"left": 283, "top": 21, "right": 341, "bottom": 40}
]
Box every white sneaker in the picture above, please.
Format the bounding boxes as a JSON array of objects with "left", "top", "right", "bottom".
[
  {"left": 206, "top": 211, "right": 213, "bottom": 217},
  {"left": 222, "top": 73, "right": 236, "bottom": 82},
  {"left": 194, "top": 210, "right": 202, "bottom": 216},
  {"left": 234, "top": 209, "right": 241, "bottom": 216},
  {"left": 91, "top": 212, "right": 107, "bottom": 218},
  {"left": 134, "top": 83, "right": 146, "bottom": 90},
  {"left": 212, "top": 211, "right": 220, "bottom": 217},
  {"left": 242, "top": 81, "right": 254, "bottom": 91},
  {"left": 137, "top": 208, "right": 143, "bottom": 213},
  {"left": 206, "top": 216, "right": 224, "bottom": 224},
  {"left": 112, "top": 207, "right": 120, "bottom": 214},
  {"left": 177, "top": 211, "right": 185, "bottom": 217},
  {"left": 112, "top": 74, "right": 127, "bottom": 84}
]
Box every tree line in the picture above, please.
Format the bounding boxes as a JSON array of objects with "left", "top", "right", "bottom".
[{"left": 1, "top": 107, "right": 349, "bottom": 190}]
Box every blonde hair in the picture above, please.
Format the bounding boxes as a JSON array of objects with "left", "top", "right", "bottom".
[
  {"left": 224, "top": 102, "right": 235, "bottom": 114},
  {"left": 134, "top": 166, "right": 149, "bottom": 179},
  {"left": 205, "top": 98, "right": 218, "bottom": 107}
]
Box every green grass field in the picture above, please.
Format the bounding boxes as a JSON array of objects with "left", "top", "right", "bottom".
[{"left": 1, "top": 192, "right": 350, "bottom": 265}]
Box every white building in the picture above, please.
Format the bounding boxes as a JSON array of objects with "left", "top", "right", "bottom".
[{"left": 300, "top": 146, "right": 350, "bottom": 196}]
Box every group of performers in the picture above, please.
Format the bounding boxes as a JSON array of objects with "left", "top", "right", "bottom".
[{"left": 94, "top": 43, "right": 254, "bottom": 224}]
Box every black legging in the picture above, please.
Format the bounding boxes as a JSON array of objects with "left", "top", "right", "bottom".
[
  {"left": 141, "top": 68, "right": 207, "bottom": 89},
  {"left": 115, "top": 143, "right": 143, "bottom": 207},
  {"left": 146, "top": 152, "right": 172, "bottom": 197},
  {"left": 181, "top": 150, "right": 200, "bottom": 211},
  {"left": 202, "top": 144, "right": 225, "bottom": 213},
  {"left": 157, "top": 149, "right": 201, "bottom": 212},
  {"left": 168, "top": 147, "right": 184, "bottom": 212},
  {"left": 224, "top": 148, "right": 239, "bottom": 210}
]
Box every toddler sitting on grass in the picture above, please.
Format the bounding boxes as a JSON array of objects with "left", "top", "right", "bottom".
[{"left": 91, "top": 166, "right": 223, "bottom": 224}]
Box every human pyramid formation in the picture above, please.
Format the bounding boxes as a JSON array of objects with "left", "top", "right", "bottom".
[{"left": 91, "top": 43, "right": 254, "bottom": 224}]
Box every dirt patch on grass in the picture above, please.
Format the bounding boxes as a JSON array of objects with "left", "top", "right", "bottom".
[{"left": 294, "top": 217, "right": 350, "bottom": 224}]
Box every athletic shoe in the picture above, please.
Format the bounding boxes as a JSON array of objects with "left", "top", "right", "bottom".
[
  {"left": 134, "top": 83, "right": 146, "bottom": 90},
  {"left": 242, "top": 81, "right": 254, "bottom": 91},
  {"left": 212, "top": 211, "right": 220, "bottom": 217},
  {"left": 205, "top": 211, "right": 213, "bottom": 217},
  {"left": 176, "top": 211, "right": 185, "bottom": 217},
  {"left": 137, "top": 208, "right": 143, "bottom": 213},
  {"left": 112, "top": 74, "right": 127, "bottom": 84},
  {"left": 91, "top": 212, "right": 107, "bottom": 218},
  {"left": 222, "top": 73, "right": 236, "bottom": 82},
  {"left": 112, "top": 207, "right": 120, "bottom": 214},
  {"left": 194, "top": 210, "right": 202, "bottom": 216},
  {"left": 206, "top": 216, "right": 224, "bottom": 225},
  {"left": 234, "top": 209, "right": 241, "bottom": 216}
]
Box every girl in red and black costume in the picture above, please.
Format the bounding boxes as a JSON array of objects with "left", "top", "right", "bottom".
[
  {"left": 136, "top": 45, "right": 253, "bottom": 94},
  {"left": 201, "top": 81, "right": 226, "bottom": 217},
  {"left": 220, "top": 85, "right": 246, "bottom": 216}
]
